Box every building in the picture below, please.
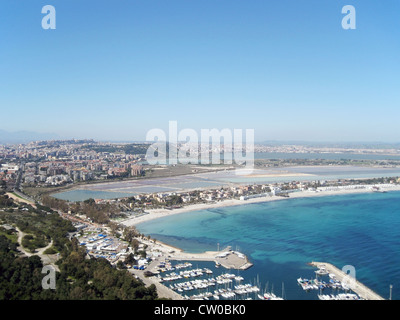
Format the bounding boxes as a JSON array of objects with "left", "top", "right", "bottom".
[{"left": 131, "top": 164, "right": 144, "bottom": 177}]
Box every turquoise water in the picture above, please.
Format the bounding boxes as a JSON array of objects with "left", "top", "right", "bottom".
[{"left": 137, "top": 191, "right": 400, "bottom": 300}]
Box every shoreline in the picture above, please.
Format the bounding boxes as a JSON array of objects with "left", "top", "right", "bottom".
[
  {"left": 122, "top": 183, "right": 400, "bottom": 300},
  {"left": 122, "top": 184, "right": 400, "bottom": 228},
  {"left": 50, "top": 164, "right": 400, "bottom": 201}
]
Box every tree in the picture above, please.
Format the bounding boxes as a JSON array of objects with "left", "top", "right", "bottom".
[
  {"left": 108, "top": 221, "right": 119, "bottom": 236},
  {"left": 123, "top": 226, "right": 138, "bottom": 242},
  {"left": 124, "top": 253, "right": 136, "bottom": 266},
  {"left": 83, "top": 198, "right": 95, "bottom": 205},
  {"left": 138, "top": 250, "right": 146, "bottom": 259},
  {"left": 129, "top": 239, "right": 140, "bottom": 253}
]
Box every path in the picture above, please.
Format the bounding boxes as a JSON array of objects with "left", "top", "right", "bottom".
[
  {"left": 15, "top": 226, "right": 60, "bottom": 271},
  {"left": 6, "top": 191, "right": 36, "bottom": 208},
  {"left": 128, "top": 266, "right": 184, "bottom": 300}
]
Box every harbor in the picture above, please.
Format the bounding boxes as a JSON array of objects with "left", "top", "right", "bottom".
[
  {"left": 308, "top": 262, "right": 385, "bottom": 300},
  {"left": 140, "top": 236, "right": 253, "bottom": 271},
  {"left": 130, "top": 254, "right": 387, "bottom": 300},
  {"left": 170, "top": 247, "right": 253, "bottom": 271},
  {"left": 152, "top": 260, "right": 284, "bottom": 300}
]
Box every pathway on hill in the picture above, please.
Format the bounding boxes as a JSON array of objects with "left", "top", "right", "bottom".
[{"left": 15, "top": 226, "right": 60, "bottom": 271}]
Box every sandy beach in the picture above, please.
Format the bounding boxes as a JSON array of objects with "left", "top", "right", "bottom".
[
  {"left": 122, "top": 184, "right": 400, "bottom": 227},
  {"left": 121, "top": 183, "right": 400, "bottom": 300}
]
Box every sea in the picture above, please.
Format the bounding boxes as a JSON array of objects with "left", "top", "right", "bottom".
[{"left": 136, "top": 191, "right": 400, "bottom": 300}]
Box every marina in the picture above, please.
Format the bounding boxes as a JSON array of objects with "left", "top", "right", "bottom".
[
  {"left": 136, "top": 191, "right": 400, "bottom": 299},
  {"left": 154, "top": 262, "right": 283, "bottom": 301},
  {"left": 308, "top": 262, "right": 385, "bottom": 300},
  {"left": 166, "top": 247, "right": 253, "bottom": 271}
]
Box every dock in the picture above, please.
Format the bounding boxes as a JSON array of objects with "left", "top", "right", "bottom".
[
  {"left": 170, "top": 247, "right": 253, "bottom": 270},
  {"left": 310, "top": 261, "right": 385, "bottom": 300},
  {"left": 215, "top": 251, "right": 253, "bottom": 270}
]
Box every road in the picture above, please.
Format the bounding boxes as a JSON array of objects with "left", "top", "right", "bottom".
[
  {"left": 15, "top": 226, "right": 60, "bottom": 271},
  {"left": 128, "top": 266, "right": 184, "bottom": 300}
]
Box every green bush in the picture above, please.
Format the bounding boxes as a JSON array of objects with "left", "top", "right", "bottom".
[{"left": 43, "top": 246, "right": 58, "bottom": 255}]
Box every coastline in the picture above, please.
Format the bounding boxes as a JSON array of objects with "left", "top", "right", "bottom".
[
  {"left": 122, "top": 184, "right": 400, "bottom": 228},
  {"left": 125, "top": 184, "right": 400, "bottom": 300}
]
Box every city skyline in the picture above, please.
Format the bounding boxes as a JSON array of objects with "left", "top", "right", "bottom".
[{"left": 1, "top": 1, "right": 400, "bottom": 142}]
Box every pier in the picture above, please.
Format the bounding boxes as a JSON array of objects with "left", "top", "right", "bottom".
[
  {"left": 309, "top": 261, "right": 385, "bottom": 300},
  {"left": 170, "top": 247, "right": 253, "bottom": 270}
]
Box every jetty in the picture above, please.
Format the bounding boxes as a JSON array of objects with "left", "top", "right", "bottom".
[
  {"left": 170, "top": 247, "right": 253, "bottom": 270},
  {"left": 309, "top": 261, "right": 385, "bottom": 300}
]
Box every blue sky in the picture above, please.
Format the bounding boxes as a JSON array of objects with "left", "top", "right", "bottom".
[{"left": 1, "top": 0, "right": 399, "bottom": 142}]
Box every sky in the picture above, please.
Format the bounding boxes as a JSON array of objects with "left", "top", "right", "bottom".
[{"left": 0, "top": 0, "right": 400, "bottom": 142}]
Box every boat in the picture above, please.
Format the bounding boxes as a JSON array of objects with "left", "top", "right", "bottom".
[
  {"left": 315, "top": 268, "right": 329, "bottom": 276},
  {"left": 204, "top": 268, "right": 213, "bottom": 274}
]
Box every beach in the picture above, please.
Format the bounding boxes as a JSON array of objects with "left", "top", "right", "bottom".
[
  {"left": 122, "top": 183, "right": 400, "bottom": 228},
  {"left": 125, "top": 185, "right": 400, "bottom": 300}
]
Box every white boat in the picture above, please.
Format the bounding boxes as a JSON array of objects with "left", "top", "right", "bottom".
[
  {"left": 234, "top": 276, "right": 244, "bottom": 282},
  {"left": 341, "top": 282, "right": 350, "bottom": 291},
  {"left": 315, "top": 268, "right": 329, "bottom": 276},
  {"left": 297, "top": 277, "right": 305, "bottom": 284}
]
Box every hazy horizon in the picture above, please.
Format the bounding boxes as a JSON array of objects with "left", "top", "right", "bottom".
[{"left": 2, "top": 128, "right": 400, "bottom": 147}]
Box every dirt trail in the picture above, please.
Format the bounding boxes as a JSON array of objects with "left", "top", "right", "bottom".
[{"left": 15, "top": 226, "right": 59, "bottom": 271}]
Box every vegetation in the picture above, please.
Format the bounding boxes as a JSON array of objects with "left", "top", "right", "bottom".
[
  {"left": 165, "top": 194, "right": 183, "bottom": 206},
  {"left": 54, "top": 239, "right": 157, "bottom": 300},
  {"left": 0, "top": 234, "right": 157, "bottom": 300},
  {"left": 41, "top": 195, "right": 120, "bottom": 224},
  {"left": 0, "top": 209, "right": 158, "bottom": 300},
  {"left": 123, "top": 227, "right": 141, "bottom": 252},
  {"left": 0, "top": 226, "right": 18, "bottom": 243},
  {"left": 21, "top": 234, "right": 48, "bottom": 253},
  {"left": 0, "top": 191, "right": 16, "bottom": 208}
]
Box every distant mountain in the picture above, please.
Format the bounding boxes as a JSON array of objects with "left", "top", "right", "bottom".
[{"left": 0, "top": 129, "right": 60, "bottom": 144}]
